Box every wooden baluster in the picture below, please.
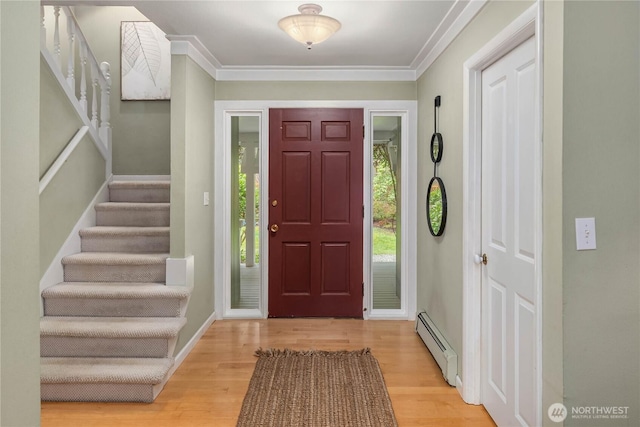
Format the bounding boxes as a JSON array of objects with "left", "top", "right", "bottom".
[
  {"left": 99, "top": 62, "right": 111, "bottom": 131},
  {"left": 79, "top": 41, "right": 88, "bottom": 112},
  {"left": 53, "top": 6, "right": 61, "bottom": 66},
  {"left": 99, "top": 62, "right": 113, "bottom": 178},
  {"left": 66, "top": 14, "right": 76, "bottom": 90},
  {"left": 41, "top": 6, "right": 46, "bottom": 47},
  {"left": 90, "top": 62, "right": 99, "bottom": 129}
]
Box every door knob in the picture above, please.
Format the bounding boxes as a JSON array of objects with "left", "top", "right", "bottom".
[
  {"left": 270, "top": 224, "right": 279, "bottom": 233},
  {"left": 474, "top": 253, "right": 488, "bottom": 265}
]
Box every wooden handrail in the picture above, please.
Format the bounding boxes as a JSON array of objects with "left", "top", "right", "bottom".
[{"left": 39, "top": 126, "right": 89, "bottom": 195}]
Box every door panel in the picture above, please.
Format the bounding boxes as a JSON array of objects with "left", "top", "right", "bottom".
[
  {"left": 282, "top": 153, "right": 312, "bottom": 223},
  {"left": 282, "top": 243, "right": 311, "bottom": 294},
  {"left": 321, "top": 152, "right": 351, "bottom": 223},
  {"left": 481, "top": 36, "right": 537, "bottom": 426},
  {"left": 269, "top": 108, "right": 363, "bottom": 317}
]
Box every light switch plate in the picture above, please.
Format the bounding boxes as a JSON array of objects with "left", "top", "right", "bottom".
[
  {"left": 203, "top": 192, "right": 210, "bottom": 206},
  {"left": 575, "top": 217, "right": 596, "bottom": 250}
]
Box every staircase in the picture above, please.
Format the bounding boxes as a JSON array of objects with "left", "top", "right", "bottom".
[{"left": 40, "top": 180, "right": 190, "bottom": 403}]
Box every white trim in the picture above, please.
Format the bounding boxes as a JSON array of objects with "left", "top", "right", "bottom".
[
  {"left": 39, "top": 177, "right": 111, "bottom": 314},
  {"left": 166, "top": 255, "right": 194, "bottom": 287},
  {"left": 167, "top": 310, "right": 216, "bottom": 378},
  {"left": 414, "top": 0, "right": 488, "bottom": 79},
  {"left": 216, "top": 110, "right": 268, "bottom": 319},
  {"left": 112, "top": 175, "right": 170, "bottom": 181},
  {"left": 39, "top": 126, "right": 89, "bottom": 194},
  {"left": 215, "top": 100, "right": 417, "bottom": 320},
  {"left": 461, "top": 4, "right": 541, "bottom": 424},
  {"left": 367, "top": 109, "right": 417, "bottom": 321},
  {"left": 534, "top": 2, "right": 545, "bottom": 421},
  {"left": 168, "top": 37, "right": 219, "bottom": 80},
  {"left": 215, "top": 68, "right": 416, "bottom": 82}
]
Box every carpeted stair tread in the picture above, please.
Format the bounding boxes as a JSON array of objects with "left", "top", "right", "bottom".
[
  {"left": 43, "top": 283, "right": 190, "bottom": 300},
  {"left": 109, "top": 181, "right": 170, "bottom": 190},
  {"left": 95, "top": 202, "right": 170, "bottom": 211},
  {"left": 108, "top": 181, "right": 170, "bottom": 203},
  {"left": 41, "top": 357, "right": 173, "bottom": 384},
  {"left": 79, "top": 227, "right": 170, "bottom": 237},
  {"left": 62, "top": 252, "right": 169, "bottom": 266},
  {"left": 40, "top": 316, "right": 187, "bottom": 338}
]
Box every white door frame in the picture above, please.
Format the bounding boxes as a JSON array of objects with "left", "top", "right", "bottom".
[
  {"left": 461, "top": 2, "right": 543, "bottom": 422},
  {"left": 214, "top": 100, "right": 417, "bottom": 320}
]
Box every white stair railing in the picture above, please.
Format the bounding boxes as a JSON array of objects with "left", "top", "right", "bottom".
[{"left": 40, "top": 5, "right": 112, "bottom": 183}]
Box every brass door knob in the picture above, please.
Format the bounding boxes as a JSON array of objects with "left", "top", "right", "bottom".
[{"left": 270, "top": 224, "right": 279, "bottom": 233}]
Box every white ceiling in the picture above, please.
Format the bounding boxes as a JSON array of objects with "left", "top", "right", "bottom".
[{"left": 124, "top": 0, "right": 483, "bottom": 80}]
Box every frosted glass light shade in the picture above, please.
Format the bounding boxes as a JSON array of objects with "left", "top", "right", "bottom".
[{"left": 278, "top": 4, "right": 341, "bottom": 49}]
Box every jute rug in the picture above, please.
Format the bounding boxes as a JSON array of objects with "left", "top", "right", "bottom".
[{"left": 236, "top": 348, "right": 398, "bottom": 427}]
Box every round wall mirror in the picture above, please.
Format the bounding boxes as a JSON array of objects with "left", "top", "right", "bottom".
[
  {"left": 430, "top": 132, "right": 443, "bottom": 163},
  {"left": 426, "top": 176, "right": 447, "bottom": 236}
]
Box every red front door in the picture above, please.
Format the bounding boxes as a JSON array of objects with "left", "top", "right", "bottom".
[{"left": 268, "top": 108, "right": 364, "bottom": 317}]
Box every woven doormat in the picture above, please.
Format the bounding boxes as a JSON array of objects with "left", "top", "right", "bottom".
[{"left": 236, "top": 348, "right": 398, "bottom": 427}]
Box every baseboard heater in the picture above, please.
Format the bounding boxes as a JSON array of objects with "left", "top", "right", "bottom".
[{"left": 416, "top": 311, "right": 457, "bottom": 386}]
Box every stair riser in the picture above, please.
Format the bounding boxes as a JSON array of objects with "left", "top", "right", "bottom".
[
  {"left": 64, "top": 264, "right": 166, "bottom": 283},
  {"left": 96, "top": 209, "right": 169, "bottom": 227},
  {"left": 81, "top": 235, "right": 169, "bottom": 253},
  {"left": 42, "top": 383, "right": 157, "bottom": 403},
  {"left": 44, "top": 298, "right": 182, "bottom": 317},
  {"left": 41, "top": 336, "right": 170, "bottom": 358},
  {"left": 109, "top": 188, "right": 170, "bottom": 203}
]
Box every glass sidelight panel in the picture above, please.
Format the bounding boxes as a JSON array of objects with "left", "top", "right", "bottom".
[
  {"left": 372, "top": 116, "right": 401, "bottom": 309},
  {"left": 231, "top": 116, "right": 260, "bottom": 309}
]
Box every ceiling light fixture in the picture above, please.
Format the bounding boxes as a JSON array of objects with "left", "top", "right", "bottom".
[{"left": 278, "top": 4, "right": 341, "bottom": 50}]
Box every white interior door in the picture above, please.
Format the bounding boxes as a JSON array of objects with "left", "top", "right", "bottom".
[{"left": 481, "top": 36, "right": 537, "bottom": 427}]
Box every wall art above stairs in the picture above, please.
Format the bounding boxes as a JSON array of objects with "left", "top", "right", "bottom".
[{"left": 40, "top": 180, "right": 191, "bottom": 403}]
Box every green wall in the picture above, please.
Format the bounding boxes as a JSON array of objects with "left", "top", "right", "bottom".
[
  {"left": 0, "top": 1, "right": 41, "bottom": 425},
  {"left": 416, "top": 0, "right": 534, "bottom": 381},
  {"left": 562, "top": 2, "right": 640, "bottom": 424},
  {"left": 216, "top": 80, "right": 416, "bottom": 100},
  {"left": 39, "top": 133, "right": 105, "bottom": 276},
  {"left": 40, "top": 57, "right": 83, "bottom": 178},
  {"left": 39, "top": 58, "right": 106, "bottom": 276},
  {"left": 74, "top": 6, "right": 171, "bottom": 175},
  {"left": 171, "top": 55, "right": 215, "bottom": 353}
]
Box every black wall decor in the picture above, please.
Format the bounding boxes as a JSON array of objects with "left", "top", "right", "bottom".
[{"left": 427, "top": 95, "right": 447, "bottom": 237}]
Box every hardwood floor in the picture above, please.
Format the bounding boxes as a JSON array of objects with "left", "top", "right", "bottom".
[{"left": 41, "top": 319, "right": 496, "bottom": 427}]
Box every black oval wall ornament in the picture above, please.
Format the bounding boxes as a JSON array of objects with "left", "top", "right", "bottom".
[
  {"left": 430, "top": 132, "right": 443, "bottom": 163},
  {"left": 426, "top": 176, "right": 447, "bottom": 237}
]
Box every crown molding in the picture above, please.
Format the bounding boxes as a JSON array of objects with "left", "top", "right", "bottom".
[
  {"left": 215, "top": 67, "right": 416, "bottom": 82},
  {"left": 167, "top": 35, "right": 220, "bottom": 80},
  {"left": 413, "top": 0, "right": 488, "bottom": 79}
]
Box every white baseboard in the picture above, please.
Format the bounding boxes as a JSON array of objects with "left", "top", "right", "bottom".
[
  {"left": 456, "top": 375, "right": 464, "bottom": 398},
  {"left": 39, "top": 179, "right": 111, "bottom": 314},
  {"left": 112, "top": 175, "right": 170, "bottom": 181},
  {"left": 167, "top": 310, "right": 217, "bottom": 378}
]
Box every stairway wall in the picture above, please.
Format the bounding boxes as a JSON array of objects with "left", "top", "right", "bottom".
[
  {"left": 74, "top": 6, "right": 170, "bottom": 176},
  {"left": 39, "top": 61, "right": 106, "bottom": 277},
  {"left": 39, "top": 57, "right": 82, "bottom": 178}
]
